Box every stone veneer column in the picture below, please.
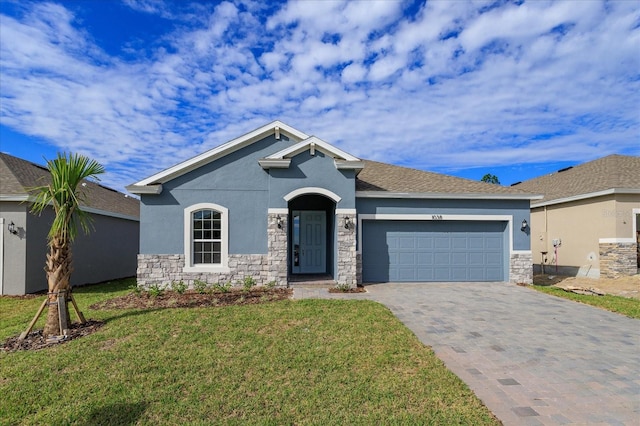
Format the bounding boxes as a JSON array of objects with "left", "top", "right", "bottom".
[
  {"left": 267, "top": 212, "right": 288, "bottom": 287},
  {"left": 510, "top": 252, "right": 533, "bottom": 284},
  {"left": 336, "top": 213, "right": 357, "bottom": 288},
  {"left": 599, "top": 242, "right": 637, "bottom": 278}
]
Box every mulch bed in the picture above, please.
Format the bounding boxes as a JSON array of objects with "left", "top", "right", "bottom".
[
  {"left": 328, "top": 286, "right": 367, "bottom": 293},
  {"left": 2, "top": 320, "right": 105, "bottom": 353},
  {"left": 2, "top": 288, "right": 292, "bottom": 353},
  {"left": 89, "top": 288, "right": 292, "bottom": 310}
]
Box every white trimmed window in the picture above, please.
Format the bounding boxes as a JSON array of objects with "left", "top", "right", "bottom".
[{"left": 184, "top": 203, "right": 229, "bottom": 272}]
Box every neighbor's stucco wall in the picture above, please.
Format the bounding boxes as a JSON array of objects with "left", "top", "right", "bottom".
[
  {"left": 23, "top": 206, "right": 140, "bottom": 294},
  {"left": 2, "top": 202, "right": 139, "bottom": 295},
  {"left": 0, "top": 202, "right": 28, "bottom": 295},
  {"left": 530, "top": 194, "right": 640, "bottom": 275},
  {"left": 612, "top": 194, "right": 640, "bottom": 239}
]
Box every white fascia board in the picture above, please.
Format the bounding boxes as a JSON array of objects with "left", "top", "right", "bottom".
[
  {"left": 265, "top": 136, "right": 361, "bottom": 162},
  {"left": 531, "top": 188, "right": 640, "bottom": 208},
  {"left": 81, "top": 206, "right": 140, "bottom": 222},
  {"left": 598, "top": 238, "right": 636, "bottom": 244},
  {"left": 356, "top": 191, "right": 543, "bottom": 200},
  {"left": 1, "top": 195, "right": 139, "bottom": 221},
  {"left": 133, "top": 121, "right": 309, "bottom": 187},
  {"left": 258, "top": 158, "right": 291, "bottom": 169},
  {"left": 0, "top": 195, "right": 30, "bottom": 202},
  {"left": 125, "top": 184, "right": 163, "bottom": 195}
]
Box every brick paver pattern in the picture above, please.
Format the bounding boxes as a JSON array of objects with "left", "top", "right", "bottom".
[{"left": 294, "top": 282, "right": 640, "bottom": 425}]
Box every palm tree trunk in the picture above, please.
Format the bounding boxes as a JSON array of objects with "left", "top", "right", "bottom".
[{"left": 43, "top": 236, "right": 73, "bottom": 337}]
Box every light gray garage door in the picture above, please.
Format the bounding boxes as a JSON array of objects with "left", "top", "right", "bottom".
[{"left": 362, "top": 220, "right": 506, "bottom": 282}]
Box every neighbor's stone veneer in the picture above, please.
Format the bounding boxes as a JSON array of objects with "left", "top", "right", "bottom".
[
  {"left": 599, "top": 242, "right": 637, "bottom": 278},
  {"left": 510, "top": 252, "right": 533, "bottom": 284},
  {"left": 137, "top": 254, "right": 271, "bottom": 289},
  {"left": 336, "top": 213, "right": 357, "bottom": 288}
]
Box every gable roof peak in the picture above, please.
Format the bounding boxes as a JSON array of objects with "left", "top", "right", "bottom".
[{"left": 128, "top": 120, "right": 309, "bottom": 193}]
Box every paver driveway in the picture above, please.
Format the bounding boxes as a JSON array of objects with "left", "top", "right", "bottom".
[{"left": 295, "top": 282, "right": 640, "bottom": 425}]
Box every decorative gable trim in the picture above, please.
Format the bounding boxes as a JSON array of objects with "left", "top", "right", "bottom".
[
  {"left": 257, "top": 159, "right": 291, "bottom": 169},
  {"left": 259, "top": 136, "right": 364, "bottom": 172},
  {"left": 128, "top": 121, "right": 309, "bottom": 193}
]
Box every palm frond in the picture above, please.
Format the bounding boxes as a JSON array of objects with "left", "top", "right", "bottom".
[{"left": 29, "top": 153, "right": 106, "bottom": 245}]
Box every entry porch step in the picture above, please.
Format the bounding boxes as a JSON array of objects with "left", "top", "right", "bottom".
[{"left": 288, "top": 274, "right": 336, "bottom": 289}]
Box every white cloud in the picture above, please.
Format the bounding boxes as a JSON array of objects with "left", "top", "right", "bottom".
[{"left": 0, "top": 0, "right": 638, "bottom": 191}]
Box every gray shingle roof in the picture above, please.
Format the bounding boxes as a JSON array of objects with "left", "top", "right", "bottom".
[
  {"left": 512, "top": 154, "right": 640, "bottom": 204},
  {"left": 0, "top": 153, "right": 139, "bottom": 219},
  {"left": 356, "top": 160, "right": 535, "bottom": 196}
]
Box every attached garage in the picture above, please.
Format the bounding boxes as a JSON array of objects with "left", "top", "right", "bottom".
[{"left": 361, "top": 220, "right": 508, "bottom": 282}]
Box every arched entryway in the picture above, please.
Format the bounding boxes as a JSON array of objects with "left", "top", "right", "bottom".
[{"left": 288, "top": 194, "right": 336, "bottom": 277}]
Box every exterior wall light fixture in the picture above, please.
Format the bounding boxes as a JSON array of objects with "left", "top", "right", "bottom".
[
  {"left": 344, "top": 216, "right": 352, "bottom": 229},
  {"left": 276, "top": 215, "right": 283, "bottom": 229},
  {"left": 8, "top": 221, "right": 18, "bottom": 235},
  {"left": 521, "top": 219, "right": 528, "bottom": 232}
]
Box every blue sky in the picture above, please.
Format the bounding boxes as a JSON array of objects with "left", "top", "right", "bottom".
[{"left": 1, "top": 0, "right": 638, "bottom": 193}]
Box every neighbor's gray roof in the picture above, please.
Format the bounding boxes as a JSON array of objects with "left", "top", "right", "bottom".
[
  {"left": 0, "top": 153, "right": 139, "bottom": 219},
  {"left": 356, "top": 160, "right": 536, "bottom": 196},
  {"left": 512, "top": 154, "right": 640, "bottom": 204}
]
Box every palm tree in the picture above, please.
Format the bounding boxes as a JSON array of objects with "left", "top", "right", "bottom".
[{"left": 30, "top": 153, "right": 105, "bottom": 337}]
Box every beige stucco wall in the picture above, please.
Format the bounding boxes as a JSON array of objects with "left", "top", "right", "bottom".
[
  {"left": 612, "top": 194, "right": 640, "bottom": 238},
  {"left": 530, "top": 194, "right": 640, "bottom": 276}
]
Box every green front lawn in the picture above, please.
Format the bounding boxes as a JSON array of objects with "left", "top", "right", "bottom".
[
  {"left": 531, "top": 285, "right": 640, "bottom": 319},
  {"left": 1, "top": 279, "right": 497, "bottom": 425}
]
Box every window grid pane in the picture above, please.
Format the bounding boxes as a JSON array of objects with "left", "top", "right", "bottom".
[{"left": 193, "top": 210, "right": 222, "bottom": 265}]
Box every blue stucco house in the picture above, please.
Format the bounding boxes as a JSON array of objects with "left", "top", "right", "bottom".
[{"left": 127, "top": 121, "right": 539, "bottom": 288}]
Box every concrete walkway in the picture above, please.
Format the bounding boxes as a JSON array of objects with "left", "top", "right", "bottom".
[{"left": 294, "top": 283, "right": 640, "bottom": 425}]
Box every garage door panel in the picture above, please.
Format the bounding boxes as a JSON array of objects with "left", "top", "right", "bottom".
[
  {"left": 451, "top": 252, "right": 468, "bottom": 266},
  {"left": 416, "top": 252, "right": 433, "bottom": 265},
  {"left": 452, "top": 268, "right": 468, "bottom": 281},
  {"left": 417, "top": 237, "right": 433, "bottom": 249},
  {"left": 485, "top": 252, "right": 502, "bottom": 266},
  {"left": 452, "top": 237, "right": 468, "bottom": 249},
  {"left": 469, "top": 252, "right": 484, "bottom": 265},
  {"left": 469, "top": 237, "right": 484, "bottom": 249},
  {"left": 435, "top": 237, "right": 450, "bottom": 249},
  {"left": 486, "top": 267, "right": 503, "bottom": 281},
  {"left": 416, "top": 268, "right": 434, "bottom": 281},
  {"left": 434, "top": 252, "right": 450, "bottom": 265},
  {"left": 398, "top": 236, "right": 415, "bottom": 249},
  {"left": 362, "top": 220, "right": 506, "bottom": 282},
  {"left": 485, "top": 236, "right": 502, "bottom": 249},
  {"left": 398, "top": 253, "right": 416, "bottom": 265}
]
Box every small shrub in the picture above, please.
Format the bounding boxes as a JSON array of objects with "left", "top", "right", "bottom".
[
  {"left": 212, "top": 281, "right": 232, "bottom": 293},
  {"left": 334, "top": 283, "right": 351, "bottom": 292},
  {"left": 265, "top": 280, "right": 277, "bottom": 289},
  {"left": 194, "top": 280, "right": 208, "bottom": 294},
  {"left": 131, "top": 283, "right": 143, "bottom": 296},
  {"left": 148, "top": 283, "right": 165, "bottom": 298},
  {"left": 171, "top": 280, "right": 187, "bottom": 294},
  {"left": 243, "top": 276, "right": 256, "bottom": 291}
]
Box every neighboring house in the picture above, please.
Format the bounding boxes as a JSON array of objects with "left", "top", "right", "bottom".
[
  {"left": 513, "top": 154, "right": 640, "bottom": 278},
  {"left": 127, "top": 121, "right": 539, "bottom": 288},
  {"left": 0, "top": 153, "right": 140, "bottom": 295}
]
